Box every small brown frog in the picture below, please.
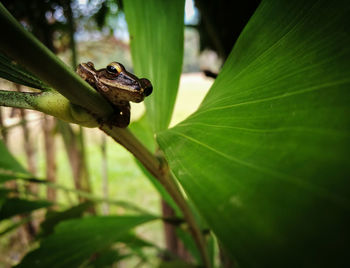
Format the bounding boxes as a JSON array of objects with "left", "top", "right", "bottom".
[{"left": 77, "top": 61, "right": 153, "bottom": 128}]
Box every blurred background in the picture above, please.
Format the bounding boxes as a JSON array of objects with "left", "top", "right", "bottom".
[{"left": 0, "top": 0, "right": 259, "bottom": 266}]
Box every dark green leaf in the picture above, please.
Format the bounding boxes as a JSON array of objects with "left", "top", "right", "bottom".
[
  {"left": 39, "top": 202, "right": 93, "bottom": 237},
  {"left": 124, "top": 0, "right": 185, "bottom": 132},
  {"left": 0, "top": 140, "right": 31, "bottom": 182},
  {"left": 158, "top": 0, "right": 350, "bottom": 266},
  {"left": 16, "top": 215, "right": 156, "bottom": 268},
  {"left": 0, "top": 187, "right": 12, "bottom": 198},
  {"left": 119, "top": 233, "right": 158, "bottom": 250},
  {"left": 158, "top": 260, "right": 196, "bottom": 268},
  {"left": 0, "top": 53, "right": 51, "bottom": 90},
  {"left": 87, "top": 249, "right": 130, "bottom": 268},
  {"left": 0, "top": 198, "right": 51, "bottom": 220}
]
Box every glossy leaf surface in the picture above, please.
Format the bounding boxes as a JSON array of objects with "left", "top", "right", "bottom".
[
  {"left": 158, "top": 0, "right": 350, "bottom": 266},
  {"left": 124, "top": 0, "right": 185, "bottom": 132}
]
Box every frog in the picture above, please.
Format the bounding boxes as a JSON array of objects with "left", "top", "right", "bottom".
[{"left": 76, "top": 61, "right": 153, "bottom": 128}]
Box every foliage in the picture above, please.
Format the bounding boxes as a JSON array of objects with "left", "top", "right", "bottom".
[
  {"left": 124, "top": 0, "right": 185, "bottom": 132},
  {"left": 0, "top": 0, "right": 349, "bottom": 267},
  {"left": 0, "top": 140, "right": 31, "bottom": 182},
  {"left": 0, "top": 197, "right": 51, "bottom": 220},
  {"left": 0, "top": 53, "right": 51, "bottom": 91},
  {"left": 15, "top": 215, "right": 156, "bottom": 268},
  {"left": 158, "top": 0, "right": 350, "bottom": 266}
]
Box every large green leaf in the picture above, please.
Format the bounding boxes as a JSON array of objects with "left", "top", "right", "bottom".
[
  {"left": 158, "top": 0, "right": 350, "bottom": 267},
  {"left": 124, "top": 0, "right": 185, "bottom": 132},
  {"left": 16, "top": 215, "right": 156, "bottom": 268}
]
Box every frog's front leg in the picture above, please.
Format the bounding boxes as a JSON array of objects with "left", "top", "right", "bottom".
[
  {"left": 93, "top": 80, "right": 130, "bottom": 128},
  {"left": 94, "top": 80, "right": 110, "bottom": 94},
  {"left": 112, "top": 102, "right": 130, "bottom": 128}
]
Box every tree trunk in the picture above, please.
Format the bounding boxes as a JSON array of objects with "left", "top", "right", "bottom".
[
  {"left": 43, "top": 115, "right": 57, "bottom": 202},
  {"left": 0, "top": 107, "right": 7, "bottom": 142},
  {"left": 57, "top": 122, "right": 93, "bottom": 210},
  {"left": 162, "top": 200, "right": 191, "bottom": 261}
]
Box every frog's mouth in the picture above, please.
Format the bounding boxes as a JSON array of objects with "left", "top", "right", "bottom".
[{"left": 109, "top": 75, "right": 153, "bottom": 98}]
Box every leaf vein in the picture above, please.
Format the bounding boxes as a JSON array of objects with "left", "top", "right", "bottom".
[
  {"left": 170, "top": 130, "right": 349, "bottom": 208},
  {"left": 192, "top": 78, "right": 350, "bottom": 118}
]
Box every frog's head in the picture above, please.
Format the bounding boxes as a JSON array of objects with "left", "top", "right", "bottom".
[
  {"left": 77, "top": 61, "right": 153, "bottom": 104},
  {"left": 100, "top": 62, "right": 153, "bottom": 103}
]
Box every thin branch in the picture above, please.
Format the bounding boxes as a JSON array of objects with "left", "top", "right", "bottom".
[{"left": 0, "top": 90, "right": 97, "bottom": 127}]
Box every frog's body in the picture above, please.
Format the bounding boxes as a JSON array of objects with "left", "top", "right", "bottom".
[{"left": 77, "top": 62, "right": 152, "bottom": 128}]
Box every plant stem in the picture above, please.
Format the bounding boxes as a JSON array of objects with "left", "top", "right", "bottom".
[
  {"left": 100, "top": 126, "right": 211, "bottom": 268},
  {"left": 0, "top": 90, "right": 97, "bottom": 127}
]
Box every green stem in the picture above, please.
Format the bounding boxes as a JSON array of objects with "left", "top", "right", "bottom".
[
  {"left": 0, "top": 90, "right": 97, "bottom": 127},
  {"left": 100, "top": 126, "right": 211, "bottom": 268}
]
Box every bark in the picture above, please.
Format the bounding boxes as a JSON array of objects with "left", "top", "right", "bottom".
[
  {"left": 219, "top": 244, "right": 234, "bottom": 268},
  {"left": 0, "top": 107, "right": 7, "bottom": 142},
  {"left": 162, "top": 200, "right": 191, "bottom": 261},
  {"left": 77, "top": 127, "right": 92, "bottom": 196},
  {"left": 57, "top": 122, "right": 93, "bottom": 210},
  {"left": 16, "top": 85, "right": 42, "bottom": 235},
  {"left": 43, "top": 115, "right": 57, "bottom": 202},
  {"left": 162, "top": 199, "right": 178, "bottom": 257}
]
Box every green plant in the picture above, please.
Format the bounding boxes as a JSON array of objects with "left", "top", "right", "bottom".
[{"left": 0, "top": 0, "right": 349, "bottom": 267}]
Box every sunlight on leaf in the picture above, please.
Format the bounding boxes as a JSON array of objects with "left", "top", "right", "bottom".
[{"left": 124, "top": 0, "right": 185, "bottom": 132}]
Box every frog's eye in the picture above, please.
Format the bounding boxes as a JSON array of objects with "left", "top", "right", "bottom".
[
  {"left": 106, "top": 65, "right": 118, "bottom": 75},
  {"left": 107, "top": 63, "right": 123, "bottom": 75}
]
